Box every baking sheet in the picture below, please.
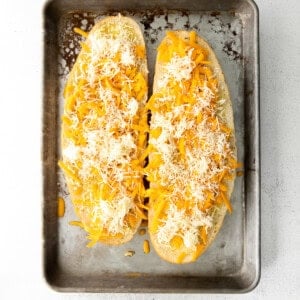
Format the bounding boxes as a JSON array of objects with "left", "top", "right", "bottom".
[{"left": 43, "top": 0, "right": 260, "bottom": 293}]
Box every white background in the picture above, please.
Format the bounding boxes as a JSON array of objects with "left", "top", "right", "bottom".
[{"left": 0, "top": 0, "right": 299, "bottom": 299}]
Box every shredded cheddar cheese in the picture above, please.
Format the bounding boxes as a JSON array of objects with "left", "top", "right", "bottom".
[
  {"left": 59, "top": 17, "right": 148, "bottom": 246},
  {"left": 74, "top": 27, "right": 88, "bottom": 38},
  {"left": 143, "top": 239, "right": 150, "bottom": 254},
  {"left": 57, "top": 197, "right": 65, "bottom": 217},
  {"left": 146, "top": 31, "right": 237, "bottom": 252}
]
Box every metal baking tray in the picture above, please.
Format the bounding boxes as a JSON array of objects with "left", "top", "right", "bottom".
[{"left": 43, "top": 0, "right": 260, "bottom": 293}]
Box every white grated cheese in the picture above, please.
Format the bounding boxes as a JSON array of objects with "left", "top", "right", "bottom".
[
  {"left": 99, "top": 60, "right": 120, "bottom": 78},
  {"left": 157, "top": 48, "right": 195, "bottom": 89},
  {"left": 121, "top": 44, "right": 135, "bottom": 66},
  {"left": 92, "top": 196, "right": 133, "bottom": 234},
  {"left": 127, "top": 97, "right": 139, "bottom": 116},
  {"left": 174, "top": 117, "right": 194, "bottom": 138},
  {"left": 157, "top": 203, "right": 213, "bottom": 250},
  {"left": 88, "top": 36, "right": 121, "bottom": 59},
  {"left": 62, "top": 142, "right": 79, "bottom": 162}
]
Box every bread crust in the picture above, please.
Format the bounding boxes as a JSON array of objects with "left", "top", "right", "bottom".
[{"left": 149, "top": 31, "right": 236, "bottom": 263}]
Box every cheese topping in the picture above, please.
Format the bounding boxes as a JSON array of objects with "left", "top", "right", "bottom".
[
  {"left": 157, "top": 203, "right": 213, "bottom": 249},
  {"left": 59, "top": 17, "right": 148, "bottom": 246},
  {"left": 157, "top": 48, "right": 195, "bottom": 88},
  {"left": 146, "top": 31, "right": 237, "bottom": 253},
  {"left": 91, "top": 196, "right": 134, "bottom": 234},
  {"left": 63, "top": 141, "right": 79, "bottom": 162}
]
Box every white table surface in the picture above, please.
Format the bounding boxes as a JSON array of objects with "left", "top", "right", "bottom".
[{"left": 0, "top": 0, "right": 299, "bottom": 299}]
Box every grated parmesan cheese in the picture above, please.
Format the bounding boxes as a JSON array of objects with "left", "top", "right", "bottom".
[
  {"left": 127, "top": 97, "right": 139, "bottom": 116},
  {"left": 157, "top": 203, "right": 213, "bottom": 250},
  {"left": 121, "top": 44, "right": 135, "bottom": 66},
  {"left": 157, "top": 48, "right": 195, "bottom": 89},
  {"left": 92, "top": 196, "right": 134, "bottom": 234},
  {"left": 62, "top": 142, "right": 79, "bottom": 162}
]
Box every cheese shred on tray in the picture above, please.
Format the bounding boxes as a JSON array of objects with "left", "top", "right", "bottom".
[
  {"left": 145, "top": 31, "right": 238, "bottom": 264},
  {"left": 59, "top": 16, "right": 148, "bottom": 247}
]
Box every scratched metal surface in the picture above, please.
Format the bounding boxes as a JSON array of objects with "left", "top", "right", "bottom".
[{"left": 43, "top": 0, "right": 259, "bottom": 293}]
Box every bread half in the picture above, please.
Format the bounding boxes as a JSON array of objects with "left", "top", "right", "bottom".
[
  {"left": 145, "top": 31, "right": 237, "bottom": 263},
  {"left": 59, "top": 16, "right": 148, "bottom": 246}
]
